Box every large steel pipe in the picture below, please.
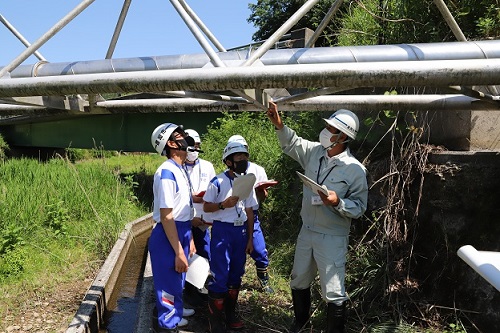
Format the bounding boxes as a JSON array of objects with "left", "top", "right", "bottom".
[
  {"left": 2, "top": 94, "right": 496, "bottom": 115},
  {"left": 0, "top": 59, "right": 500, "bottom": 98},
  {"left": 4, "top": 40, "right": 500, "bottom": 79},
  {"left": 94, "top": 95, "right": 497, "bottom": 112}
]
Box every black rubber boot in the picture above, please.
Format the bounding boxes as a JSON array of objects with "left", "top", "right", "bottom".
[
  {"left": 256, "top": 267, "right": 274, "bottom": 293},
  {"left": 288, "top": 288, "right": 311, "bottom": 333},
  {"left": 326, "top": 302, "right": 346, "bottom": 333},
  {"left": 208, "top": 292, "right": 226, "bottom": 333},
  {"left": 225, "top": 287, "right": 244, "bottom": 330}
]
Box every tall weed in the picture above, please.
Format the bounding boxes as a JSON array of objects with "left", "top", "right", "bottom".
[{"left": 0, "top": 156, "right": 147, "bottom": 283}]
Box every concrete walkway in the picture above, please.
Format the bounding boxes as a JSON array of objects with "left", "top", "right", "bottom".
[{"left": 134, "top": 254, "right": 209, "bottom": 333}]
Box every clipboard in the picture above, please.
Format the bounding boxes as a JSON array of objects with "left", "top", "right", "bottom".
[
  {"left": 296, "top": 171, "right": 329, "bottom": 196},
  {"left": 186, "top": 253, "right": 210, "bottom": 289},
  {"left": 232, "top": 173, "right": 256, "bottom": 199},
  {"left": 255, "top": 180, "right": 279, "bottom": 190}
]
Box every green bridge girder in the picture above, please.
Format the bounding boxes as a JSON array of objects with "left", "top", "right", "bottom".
[{"left": 0, "top": 112, "right": 222, "bottom": 152}]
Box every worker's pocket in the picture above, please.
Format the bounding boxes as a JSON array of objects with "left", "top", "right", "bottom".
[
  {"left": 326, "top": 178, "right": 350, "bottom": 198},
  {"left": 331, "top": 235, "right": 348, "bottom": 268},
  {"left": 333, "top": 256, "right": 346, "bottom": 268},
  {"left": 318, "top": 234, "right": 348, "bottom": 267}
]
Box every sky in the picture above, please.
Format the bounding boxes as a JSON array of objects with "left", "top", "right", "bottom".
[{"left": 0, "top": 0, "right": 258, "bottom": 67}]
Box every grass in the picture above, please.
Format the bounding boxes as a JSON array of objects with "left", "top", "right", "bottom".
[
  {"left": 0, "top": 154, "right": 150, "bottom": 330},
  {"left": 72, "top": 150, "right": 164, "bottom": 174}
]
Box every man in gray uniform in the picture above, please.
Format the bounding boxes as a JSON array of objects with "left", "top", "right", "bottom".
[{"left": 266, "top": 102, "right": 368, "bottom": 333}]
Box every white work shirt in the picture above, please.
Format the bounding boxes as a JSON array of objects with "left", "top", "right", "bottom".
[
  {"left": 184, "top": 158, "right": 216, "bottom": 222},
  {"left": 276, "top": 125, "right": 368, "bottom": 236},
  {"left": 204, "top": 170, "right": 258, "bottom": 223},
  {"left": 152, "top": 159, "right": 193, "bottom": 223}
]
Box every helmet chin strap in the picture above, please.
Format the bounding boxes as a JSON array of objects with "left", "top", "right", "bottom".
[
  {"left": 172, "top": 146, "right": 204, "bottom": 153},
  {"left": 176, "top": 138, "right": 203, "bottom": 153},
  {"left": 170, "top": 137, "right": 191, "bottom": 151},
  {"left": 187, "top": 146, "right": 204, "bottom": 153},
  {"left": 232, "top": 170, "right": 246, "bottom": 177},
  {"left": 326, "top": 133, "right": 342, "bottom": 149},
  {"left": 170, "top": 135, "right": 197, "bottom": 151},
  {"left": 326, "top": 134, "right": 351, "bottom": 151}
]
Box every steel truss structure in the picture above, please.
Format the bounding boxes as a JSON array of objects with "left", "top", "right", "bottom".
[{"left": 1, "top": 0, "right": 500, "bottom": 127}]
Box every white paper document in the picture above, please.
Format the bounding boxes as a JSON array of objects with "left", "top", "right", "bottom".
[
  {"left": 232, "top": 173, "right": 256, "bottom": 199},
  {"left": 296, "top": 171, "right": 329, "bottom": 196},
  {"left": 186, "top": 253, "right": 210, "bottom": 289}
]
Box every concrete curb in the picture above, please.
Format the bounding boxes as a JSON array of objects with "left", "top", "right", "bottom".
[
  {"left": 66, "top": 213, "right": 154, "bottom": 333},
  {"left": 134, "top": 253, "right": 155, "bottom": 332},
  {"left": 134, "top": 235, "right": 208, "bottom": 333}
]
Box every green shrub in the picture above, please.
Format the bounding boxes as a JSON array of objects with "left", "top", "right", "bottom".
[
  {"left": 0, "top": 247, "right": 26, "bottom": 281},
  {"left": 0, "top": 134, "right": 8, "bottom": 162},
  {"left": 476, "top": 3, "right": 500, "bottom": 37},
  {"left": 45, "top": 201, "right": 70, "bottom": 236},
  {"left": 0, "top": 224, "right": 25, "bottom": 256},
  {"left": 65, "top": 145, "right": 117, "bottom": 162},
  {"left": 65, "top": 148, "right": 90, "bottom": 162}
]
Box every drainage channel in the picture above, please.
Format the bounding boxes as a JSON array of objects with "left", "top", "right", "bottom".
[
  {"left": 66, "top": 214, "right": 208, "bottom": 333},
  {"left": 66, "top": 214, "right": 154, "bottom": 333},
  {"left": 100, "top": 230, "right": 149, "bottom": 332}
]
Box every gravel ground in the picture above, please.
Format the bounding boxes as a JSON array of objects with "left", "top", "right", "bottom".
[{"left": 1, "top": 277, "right": 93, "bottom": 333}]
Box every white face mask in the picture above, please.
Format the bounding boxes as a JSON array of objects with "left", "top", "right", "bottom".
[
  {"left": 319, "top": 128, "right": 341, "bottom": 149},
  {"left": 186, "top": 151, "right": 199, "bottom": 162},
  {"left": 319, "top": 128, "right": 333, "bottom": 148}
]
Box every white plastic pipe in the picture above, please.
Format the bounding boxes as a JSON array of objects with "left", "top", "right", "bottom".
[{"left": 457, "top": 245, "right": 500, "bottom": 292}]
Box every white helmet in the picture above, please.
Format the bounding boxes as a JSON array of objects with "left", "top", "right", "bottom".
[
  {"left": 227, "top": 134, "right": 248, "bottom": 147},
  {"left": 151, "top": 123, "right": 181, "bottom": 155},
  {"left": 185, "top": 129, "right": 201, "bottom": 144},
  {"left": 222, "top": 141, "right": 248, "bottom": 162},
  {"left": 323, "top": 109, "right": 359, "bottom": 140}
]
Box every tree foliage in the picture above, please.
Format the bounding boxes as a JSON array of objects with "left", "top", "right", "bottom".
[
  {"left": 248, "top": 0, "right": 343, "bottom": 46},
  {"left": 247, "top": 0, "right": 500, "bottom": 46}
]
